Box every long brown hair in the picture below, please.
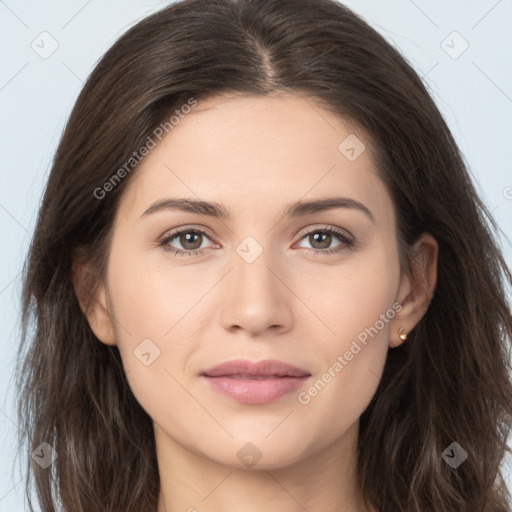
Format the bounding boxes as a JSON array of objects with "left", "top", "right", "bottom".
[{"left": 16, "top": 0, "right": 512, "bottom": 510}]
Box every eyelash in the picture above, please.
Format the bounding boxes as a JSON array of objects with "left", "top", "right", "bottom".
[{"left": 158, "top": 225, "right": 355, "bottom": 258}]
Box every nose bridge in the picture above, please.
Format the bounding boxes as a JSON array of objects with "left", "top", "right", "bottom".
[
  {"left": 237, "top": 239, "right": 276, "bottom": 295},
  {"left": 220, "top": 233, "right": 291, "bottom": 334}
]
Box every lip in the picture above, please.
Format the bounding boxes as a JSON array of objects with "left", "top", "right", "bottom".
[
  {"left": 200, "top": 359, "right": 312, "bottom": 405},
  {"left": 201, "top": 359, "right": 310, "bottom": 378}
]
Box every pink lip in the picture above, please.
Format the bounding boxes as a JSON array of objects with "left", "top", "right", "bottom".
[{"left": 200, "top": 359, "right": 311, "bottom": 405}]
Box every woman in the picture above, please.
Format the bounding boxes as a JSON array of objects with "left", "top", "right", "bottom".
[{"left": 16, "top": 0, "right": 512, "bottom": 510}]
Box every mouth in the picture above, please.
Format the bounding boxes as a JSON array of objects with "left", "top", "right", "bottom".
[{"left": 200, "top": 359, "right": 312, "bottom": 404}]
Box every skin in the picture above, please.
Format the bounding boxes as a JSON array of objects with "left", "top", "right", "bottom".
[{"left": 74, "top": 91, "right": 438, "bottom": 512}]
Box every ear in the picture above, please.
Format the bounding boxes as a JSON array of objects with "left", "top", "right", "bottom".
[
  {"left": 71, "top": 253, "right": 117, "bottom": 346},
  {"left": 390, "top": 232, "right": 438, "bottom": 348}
]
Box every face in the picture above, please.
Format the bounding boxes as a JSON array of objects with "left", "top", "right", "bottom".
[{"left": 87, "top": 92, "right": 424, "bottom": 470}]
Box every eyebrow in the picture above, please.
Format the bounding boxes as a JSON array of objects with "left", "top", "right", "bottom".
[{"left": 140, "top": 196, "right": 375, "bottom": 224}]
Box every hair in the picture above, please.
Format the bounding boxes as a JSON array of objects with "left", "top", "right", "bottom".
[{"left": 15, "top": 0, "right": 512, "bottom": 510}]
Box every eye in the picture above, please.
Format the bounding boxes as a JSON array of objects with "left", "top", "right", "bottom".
[
  {"left": 295, "top": 226, "right": 355, "bottom": 256},
  {"left": 158, "top": 227, "right": 215, "bottom": 257}
]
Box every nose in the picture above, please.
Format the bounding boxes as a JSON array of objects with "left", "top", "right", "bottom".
[{"left": 219, "top": 245, "right": 293, "bottom": 337}]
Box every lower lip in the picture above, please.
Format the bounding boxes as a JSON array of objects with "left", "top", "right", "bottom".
[{"left": 201, "top": 375, "right": 311, "bottom": 404}]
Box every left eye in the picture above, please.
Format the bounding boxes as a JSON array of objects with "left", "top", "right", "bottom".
[
  {"left": 295, "top": 227, "right": 354, "bottom": 254},
  {"left": 159, "top": 226, "right": 354, "bottom": 257}
]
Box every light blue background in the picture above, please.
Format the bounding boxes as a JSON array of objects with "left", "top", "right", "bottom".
[{"left": 1, "top": 0, "right": 511, "bottom": 509}]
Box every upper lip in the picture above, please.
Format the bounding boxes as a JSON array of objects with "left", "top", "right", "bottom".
[{"left": 200, "top": 359, "right": 311, "bottom": 378}]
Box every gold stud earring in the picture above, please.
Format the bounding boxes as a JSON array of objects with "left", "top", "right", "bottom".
[{"left": 398, "top": 328, "right": 408, "bottom": 341}]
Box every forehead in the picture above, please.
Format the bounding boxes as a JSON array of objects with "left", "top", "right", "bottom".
[{"left": 117, "top": 92, "right": 394, "bottom": 228}]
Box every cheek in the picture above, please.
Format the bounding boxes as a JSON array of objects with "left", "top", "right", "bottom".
[
  {"left": 106, "top": 237, "right": 210, "bottom": 347},
  {"left": 307, "top": 240, "right": 400, "bottom": 349},
  {"left": 103, "top": 239, "right": 200, "bottom": 404},
  {"left": 297, "top": 243, "right": 400, "bottom": 427},
  {"left": 105, "top": 254, "right": 197, "bottom": 426}
]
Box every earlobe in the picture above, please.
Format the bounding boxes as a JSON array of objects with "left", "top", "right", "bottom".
[
  {"left": 390, "top": 232, "right": 439, "bottom": 348},
  {"left": 71, "top": 258, "right": 117, "bottom": 346},
  {"left": 387, "top": 326, "right": 409, "bottom": 349}
]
